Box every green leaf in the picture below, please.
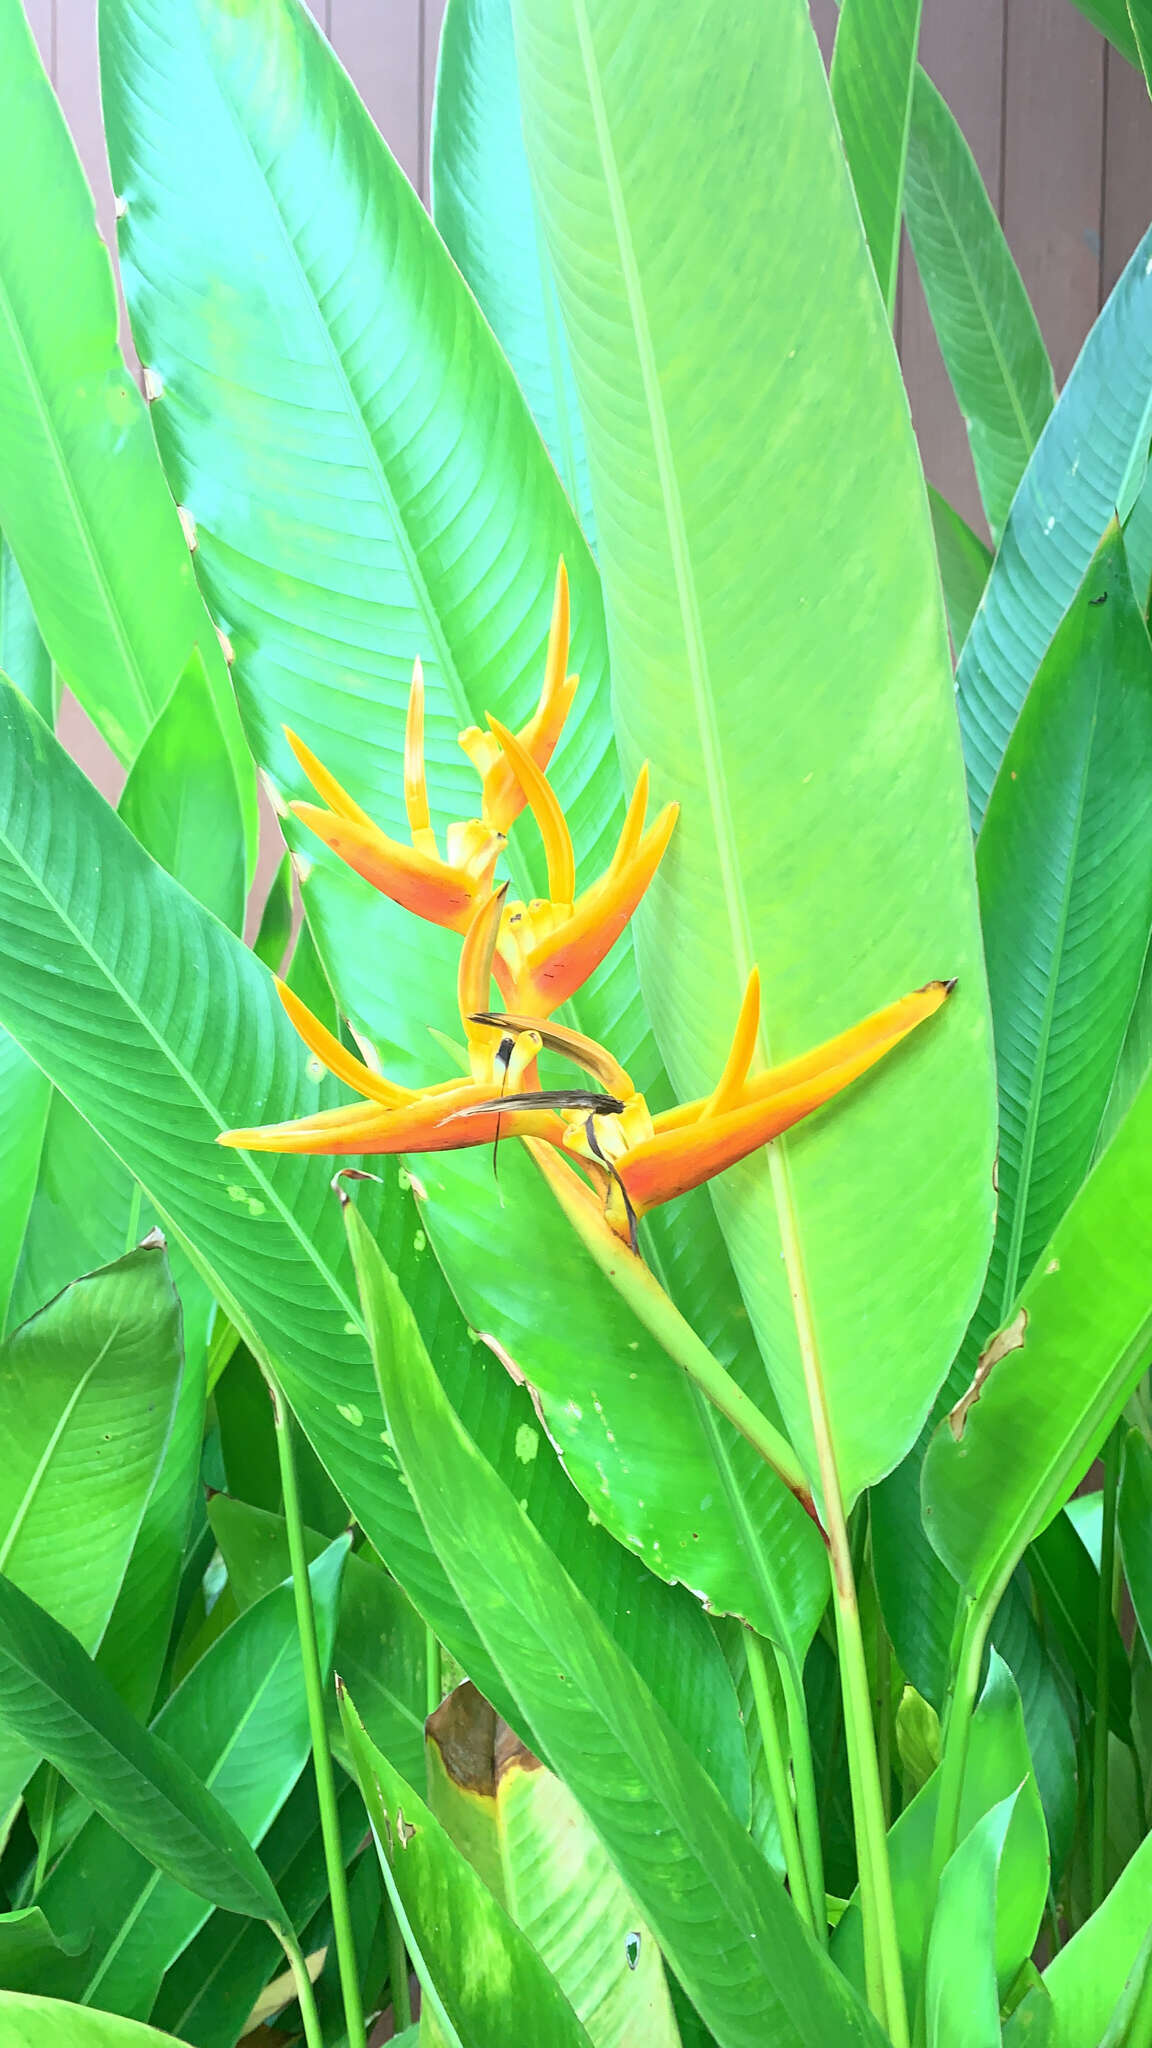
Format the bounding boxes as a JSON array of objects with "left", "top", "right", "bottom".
[
  {"left": 1119, "top": 1428, "right": 1152, "bottom": 1661},
  {"left": 251, "top": 853, "right": 293, "bottom": 974},
  {"left": 987, "top": 1573, "right": 1076, "bottom": 1875},
  {"left": 832, "top": 1653, "right": 1048, "bottom": 2015},
  {"left": 924, "top": 1790, "right": 1021, "bottom": 2048},
  {"left": 207, "top": 1495, "right": 428, "bottom": 1785},
  {"left": 0, "top": 1997, "right": 187, "bottom": 2047},
  {"left": 34, "top": 1543, "right": 345, "bottom": 2017},
  {"left": 0, "top": 1243, "right": 183, "bottom": 1808},
  {"left": 0, "top": 1573, "right": 284, "bottom": 1927},
  {"left": 0, "top": 681, "right": 744, "bottom": 1802},
  {"left": 1038, "top": 1829, "right": 1152, "bottom": 2048},
  {"left": 0, "top": 1028, "right": 49, "bottom": 1332},
  {"left": 512, "top": 0, "right": 996, "bottom": 1505},
  {"left": 150, "top": 1769, "right": 363, "bottom": 2048},
  {"left": 342, "top": 1690, "right": 596, "bottom": 2048},
  {"left": 345, "top": 1197, "right": 887, "bottom": 2048},
  {"left": 118, "top": 649, "right": 246, "bottom": 932},
  {"left": 431, "top": 0, "right": 596, "bottom": 542},
  {"left": 921, "top": 1057, "right": 1152, "bottom": 1614},
  {"left": 905, "top": 73, "right": 1054, "bottom": 543},
  {"left": 0, "top": 0, "right": 254, "bottom": 860},
  {"left": 0, "top": 1906, "right": 86, "bottom": 1990},
  {"left": 928, "top": 488, "right": 993, "bottom": 654},
  {"left": 424, "top": 1681, "right": 682, "bottom": 2046},
  {"left": 1063, "top": 0, "right": 1139, "bottom": 63},
  {"left": 957, "top": 224, "right": 1152, "bottom": 828},
  {"left": 1029, "top": 1508, "right": 1131, "bottom": 1737},
  {"left": 0, "top": 537, "right": 52, "bottom": 720},
  {"left": 830, "top": 0, "right": 922, "bottom": 315}
]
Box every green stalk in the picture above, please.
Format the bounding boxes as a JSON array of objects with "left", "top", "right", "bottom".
[
  {"left": 426, "top": 1622, "right": 442, "bottom": 1718},
  {"left": 777, "top": 1647, "right": 828, "bottom": 1948},
  {"left": 273, "top": 1924, "right": 325, "bottom": 2048},
  {"left": 745, "top": 1630, "right": 816, "bottom": 1934},
  {"left": 915, "top": 1595, "right": 986, "bottom": 2047},
  {"left": 1092, "top": 1426, "right": 1121, "bottom": 1912},
  {"left": 832, "top": 1547, "right": 908, "bottom": 2047},
  {"left": 873, "top": 1578, "right": 893, "bottom": 1830},
  {"left": 269, "top": 1377, "right": 365, "bottom": 2047},
  {"left": 30, "top": 1770, "right": 57, "bottom": 1898}
]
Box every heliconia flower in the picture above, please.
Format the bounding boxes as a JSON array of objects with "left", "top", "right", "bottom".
[
  {"left": 215, "top": 888, "right": 618, "bottom": 1159},
  {"left": 487, "top": 718, "right": 678, "bottom": 1019},
  {"left": 458, "top": 562, "right": 578, "bottom": 833},
  {"left": 480, "top": 974, "right": 954, "bottom": 1245},
  {"left": 285, "top": 662, "right": 503, "bottom": 935},
  {"left": 284, "top": 564, "right": 579, "bottom": 935}
]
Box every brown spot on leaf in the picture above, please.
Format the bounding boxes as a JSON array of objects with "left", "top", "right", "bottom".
[
  {"left": 395, "top": 1807, "right": 416, "bottom": 1848},
  {"left": 948, "top": 1308, "right": 1027, "bottom": 1440}
]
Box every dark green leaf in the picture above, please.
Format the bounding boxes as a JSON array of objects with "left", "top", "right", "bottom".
[
  {"left": 928, "top": 488, "right": 993, "bottom": 654},
  {"left": 831, "top": 0, "right": 922, "bottom": 314},
  {"left": 1029, "top": 1509, "right": 1131, "bottom": 1736},
  {"left": 118, "top": 649, "right": 246, "bottom": 932},
  {"left": 251, "top": 854, "right": 293, "bottom": 974}
]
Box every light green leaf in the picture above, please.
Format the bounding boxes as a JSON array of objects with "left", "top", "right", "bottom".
[
  {"left": 921, "top": 1056, "right": 1152, "bottom": 1613},
  {"left": 1064, "top": 0, "right": 1139, "bottom": 62},
  {"left": 0, "top": 680, "right": 745, "bottom": 1800},
  {"left": 831, "top": 0, "right": 922, "bottom": 315},
  {"left": 957, "top": 224, "right": 1152, "bottom": 828},
  {"left": 35, "top": 1543, "right": 345, "bottom": 2017},
  {"left": 905, "top": 72, "right": 1054, "bottom": 543},
  {"left": 1039, "top": 1829, "right": 1152, "bottom": 2048},
  {"left": 833, "top": 1653, "right": 1048, "bottom": 2014},
  {"left": 928, "top": 488, "right": 993, "bottom": 654},
  {"left": 512, "top": 0, "right": 995, "bottom": 1503},
  {"left": 0, "top": 1573, "right": 284, "bottom": 1928},
  {"left": 342, "top": 1691, "right": 597, "bottom": 2048},
  {"left": 431, "top": 0, "right": 595, "bottom": 542},
  {"left": 0, "top": 1997, "right": 187, "bottom": 2047},
  {"left": 0, "top": 1244, "right": 182, "bottom": 1808},
  {"left": 0, "top": 0, "right": 254, "bottom": 860},
  {"left": 0, "top": 538, "right": 52, "bottom": 720},
  {"left": 0, "top": 1027, "right": 49, "bottom": 1332},
  {"left": 346, "top": 1197, "right": 887, "bottom": 2048},
  {"left": 119, "top": 648, "right": 246, "bottom": 932},
  {"left": 925, "top": 1789, "right": 1021, "bottom": 2048},
  {"left": 1120, "top": 1428, "right": 1152, "bottom": 1660}
]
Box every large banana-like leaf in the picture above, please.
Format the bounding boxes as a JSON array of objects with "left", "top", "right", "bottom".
[
  {"left": 432, "top": 0, "right": 596, "bottom": 544},
  {"left": 957, "top": 224, "right": 1152, "bottom": 828},
  {"left": 99, "top": 0, "right": 826, "bottom": 1652},
  {"left": 830, "top": 0, "right": 922, "bottom": 317},
  {"left": 921, "top": 1050, "right": 1152, "bottom": 1614},
  {"left": 0, "top": 679, "right": 746, "bottom": 1808},
  {"left": 0, "top": 0, "right": 254, "bottom": 864},
  {"left": 512, "top": 0, "right": 996, "bottom": 1504},
  {"left": 904, "top": 72, "right": 1055, "bottom": 544},
  {"left": 347, "top": 1200, "right": 887, "bottom": 2048}
]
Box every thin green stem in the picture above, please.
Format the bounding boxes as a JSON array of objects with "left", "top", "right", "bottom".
[
  {"left": 1092, "top": 1427, "right": 1121, "bottom": 1912},
  {"left": 425, "top": 1622, "right": 442, "bottom": 1720},
  {"left": 745, "top": 1630, "right": 816, "bottom": 1934},
  {"left": 269, "top": 1378, "right": 365, "bottom": 2047},
  {"left": 874, "top": 1594, "right": 893, "bottom": 1832},
  {"left": 832, "top": 1549, "right": 909, "bottom": 2048},
  {"left": 915, "top": 1595, "right": 987, "bottom": 2048},
  {"left": 274, "top": 1925, "right": 325, "bottom": 2048},
  {"left": 31, "top": 1770, "right": 57, "bottom": 1899},
  {"left": 776, "top": 1647, "right": 827, "bottom": 1948}
]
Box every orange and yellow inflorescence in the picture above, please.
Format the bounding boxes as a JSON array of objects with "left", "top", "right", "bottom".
[{"left": 219, "top": 563, "right": 951, "bottom": 1249}]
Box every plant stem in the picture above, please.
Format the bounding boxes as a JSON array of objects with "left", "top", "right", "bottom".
[
  {"left": 273, "top": 1925, "right": 325, "bottom": 2048},
  {"left": 745, "top": 1630, "right": 816, "bottom": 1934},
  {"left": 269, "top": 1377, "right": 365, "bottom": 2047},
  {"left": 31, "top": 1770, "right": 57, "bottom": 1898},
  {"left": 915, "top": 1595, "right": 987, "bottom": 2048},
  {"left": 1092, "top": 1426, "right": 1121, "bottom": 1912},
  {"left": 426, "top": 1622, "right": 442, "bottom": 1719},
  {"left": 776, "top": 1647, "right": 827, "bottom": 1948},
  {"left": 873, "top": 1574, "right": 893, "bottom": 1831}
]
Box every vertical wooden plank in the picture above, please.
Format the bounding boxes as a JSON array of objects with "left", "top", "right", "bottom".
[
  {"left": 330, "top": 0, "right": 422, "bottom": 188},
  {"left": 1101, "top": 44, "right": 1152, "bottom": 302},
  {"left": 1001, "top": 0, "right": 1105, "bottom": 388},
  {"left": 422, "top": 0, "right": 449, "bottom": 201},
  {"left": 899, "top": 0, "right": 1007, "bottom": 534},
  {"left": 808, "top": 0, "right": 837, "bottom": 69}
]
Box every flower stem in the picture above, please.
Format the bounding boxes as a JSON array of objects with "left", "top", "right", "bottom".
[
  {"left": 273, "top": 1925, "right": 325, "bottom": 2048},
  {"left": 1092, "top": 1425, "right": 1121, "bottom": 1912},
  {"left": 269, "top": 1377, "right": 365, "bottom": 2047},
  {"left": 745, "top": 1629, "right": 816, "bottom": 1933},
  {"left": 777, "top": 1648, "right": 828, "bottom": 1948}
]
